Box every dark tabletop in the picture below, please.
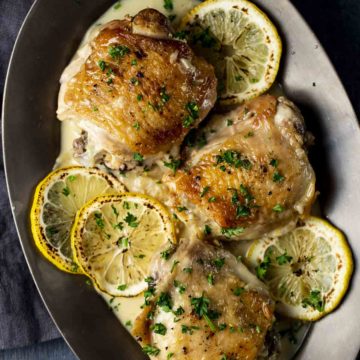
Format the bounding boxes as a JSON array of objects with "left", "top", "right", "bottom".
[{"left": 0, "top": 0, "right": 359, "bottom": 352}]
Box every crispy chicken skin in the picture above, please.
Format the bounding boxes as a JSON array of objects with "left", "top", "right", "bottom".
[
  {"left": 167, "top": 95, "right": 316, "bottom": 240},
  {"left": 58, "top": 9, "right": 217, "bottom": 156},
  {"left": 132, "top": 239, "right": 274, "bottom": 359}
]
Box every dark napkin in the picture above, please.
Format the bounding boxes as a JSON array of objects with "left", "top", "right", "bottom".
[
  {"left": 0, "top": 0, "right": 60, "bottom": 351},
  {"left": 0, "top": 0, "right": 359, "bottom": 352}
]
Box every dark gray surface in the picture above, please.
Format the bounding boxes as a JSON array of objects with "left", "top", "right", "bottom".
[{"left": 0, "top": 0, "right": 359, "bottom": 357}]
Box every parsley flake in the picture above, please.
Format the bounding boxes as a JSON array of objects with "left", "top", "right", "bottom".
[{"left": 124, "top": 212, "right": 139, "bottom": 227}]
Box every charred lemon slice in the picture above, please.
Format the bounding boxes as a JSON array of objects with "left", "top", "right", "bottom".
[
  {"left": 246, "top": 217, "right": 353, "bottom": 321},
  {"left": 30, "top": 167, "right": 125, "bottom": 273},
  {"left": 180, "top": 0, "right": 282, "bottom": 105},
  {"left": 71, "top": 193, "right": 176, "bottom": 297}
]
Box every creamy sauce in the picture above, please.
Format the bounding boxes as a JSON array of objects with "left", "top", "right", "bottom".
[{"left": 56, "top": 0, "right": 310, "bottom": 358}]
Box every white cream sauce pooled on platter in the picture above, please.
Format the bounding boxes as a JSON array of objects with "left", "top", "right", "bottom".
[{"left": 55, "top": 0, "right": 310, "bottom": 358}]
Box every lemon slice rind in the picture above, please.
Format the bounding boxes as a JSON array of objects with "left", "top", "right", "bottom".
[
  {"left": 246, "top": 217, "right": 353, "bottom": 321},
  {"left": 30, "top": 166, "right": 126, "bottom": 274},
  {"left": 180, "top": 0, "right": 282, "bottom": 105},
  {"left": 71, "top": 193, "right": 176, "bottom": 297}
]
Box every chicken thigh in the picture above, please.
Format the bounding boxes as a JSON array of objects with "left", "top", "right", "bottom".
[
  {"left": 132, "top": 239, "right": 274, "bottom": 359},
  {"left": 57, "top": 9, "right": 217, "bottom": 165},
  {"left": 167, "top": 95, "right": 316, "bottom": 240}
]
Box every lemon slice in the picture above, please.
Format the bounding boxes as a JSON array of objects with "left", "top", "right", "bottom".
[
  {"left": 71, "top": 193, "right": 176, "bottom": 297},
  {"left": 179, "top": 0, "right": 282, "bottom": 105},
  {"left": 30, "top": 167, "right": 126, "bottom": 273},
  {"left": 246, "top": 217, "right": 353, "bottom": 321}
]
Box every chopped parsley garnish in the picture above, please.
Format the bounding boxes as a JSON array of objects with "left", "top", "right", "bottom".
[
  {"left": 236, "top": 205, "right": 250, "bottom": 218},
  {"left": 68, "top": 175, "right": 76, "bottom": 182},
  {"left": 143, "top": 284, "right": 156, "bottom": 306},
  {"left": 216, "top": 150, "right": 252, "bottom": 170},
  {"left": 142, "top": 345, "right": 160, "bottom": 356},
  {"left": 208, "top": 196, "right": 217, "bottom": 203},
  {"left": 113, "top": 1, "right": 121, "bottom": 9},
  {"left": 221, "top": 227, "right": 245, "bottom": 237},
  {"left": 156, "top": 292, "right": 173, "bottom": 312},
  {"left": 191, "top": 293, "right": 218, "bottom": 332},
  {"left": 174, "top": 30, "right": 188, "bottom": 40},
  {"left": 213, "top": 257, "right": 225, "bottom": 269},
  {"left": 207, "top": 273, "right": 214, "bottom": 285},
  {"left": 130, "top": 77, "right": 139, "bottom": 85},
  {"left": 113, "top": 221, "right": 123, "bottom": 230},
  {"left": 235, "top": 75, "right": 243, "bottom": 81},
  {"left": 98, "top": 60, "right": 107, "bottom": 71},
  {"left": 276, "top": 250, "right": 293, "bottom": 265},
  {"left": 204, "top": 225, "right": 212, "bottom": 235},
  {"left": 173, "top": 280, "right": 186, "bottom": 294},
  {"left": 160, "top": 246, "right": 174, "bottom": 260},
  {"left": 233, "top": 287, "right": 245, "bottom": 296},
  {"left": 270, "top": 158, "right": 279, "bottom": 168},
  {"left": 168, "top": 14, "right": 176, "bottom": 22},
  {"left": 163, "top": 158, "right": 181, "bottom": 173},
  {"left": 125, "top": 320, "right": 132, "bottom": 327},
  {"left": 160, "top": 87, "right": 170, "bottom": 103},
  {"left": 256, "top": 255, "right": 271, "bottom": 280},
  {"left": 108, "top": 45, "right": 130, "bottom": 59},
  {"left": 273, "top": 204, "right": 285, "bottom": 212},
  {"left": 124, "top": 212, "right": 139, "bottom": 227},
  {"left": 302, "top": 290, "right": 325, "bottom": 312},
  {"left": 163, "top": 0, "right": 173, "bottom": 11},
  {"left": 181, "top": 324, "right": 200, "bottom": 334},
  {"left": 130, "top": 58, "right": 137, "bottom": 66},
  {"left": 218, "top": 323, "right": 227, "bottom": 331},
  {"left": 239, "top": 184, "right": 254, "bottom": 203},
  {"left": 117, "top": 237, "right": 128, "bottom": 248},
  {"left": 273, "top": 170, "right": 285, "bottom": 183},
  {"left": 244, "top": 131, "right": 254, "bottom": 138},
  {"left": 226, "top": 119, "right": 233, "bottom": 126},
  {"left": 137, "top": 94, "right": 143, "bottom": 101},
  {"left": 183, "top": 267, "right": 193, "bottom": 274},
  {"left": 133, "top": 152, "right": 144, "bottom": 163},
  {"left": 151, "top": 323, "right": 167, "bottom": 335},
  {"left": 173, "top": 306, "right": 185, "bottom": 316},
  {"left": 117, "top": 284, "right": 127, "bottom": 291},
  {"left": 200, "top": 186, "right": 210, "bottom": 197},
  {"left": 192, "top": 27, "right": 217, "bottom": 48},
  {"left": 219, "top": 165, "right": 226, "bottom": 172},
  {"left": 171, "top": 260, "right": 180, "bottom": 273},
  {"left": 177, "top": 206, "right": 187, "bottom": 212},
  {"left": 123, "top": 201, "right": 130, "bottom": 210},
  {"left": 133, "top": 122, "right": 140, "bottom": 131},
  {"left": 62, "top": 187, "right": 70, "bottom": 196},
  {"left": 183, "top": 101, "right": 199, "bottom": 128},
  {"left": 94, "top": 212, "right": 105, "bottom": 229}
]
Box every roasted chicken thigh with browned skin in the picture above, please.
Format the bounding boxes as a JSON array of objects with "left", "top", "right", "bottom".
[
  {"left": 58, "top": 9, "right": 217, "bottom": 160},
  {"left": 167, "top": 95, "right": 316, "bottom": 240},
  {"left": 133, "top": 239, "right": 274, "bottom": 359}
]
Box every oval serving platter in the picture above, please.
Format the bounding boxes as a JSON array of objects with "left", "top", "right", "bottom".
[{"left": 2, "top": 0, "right": 360, "bottom": 359}]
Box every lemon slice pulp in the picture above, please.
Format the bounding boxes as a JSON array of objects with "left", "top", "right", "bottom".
[
  {"left": 71, "top": 193, "right": 176, "bottom": 297},
  {"left": 180, "top": 0, "right": 282, "bottom": 105},
  {"left": 246, "top": 217, "right": 353, "bottom": 321},
  {"left": 30, "top": 167, "right": 126, "bottom": 273}
]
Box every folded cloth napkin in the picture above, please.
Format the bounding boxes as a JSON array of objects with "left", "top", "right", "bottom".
[{"left": 0, "top": 0, "right": 60, "bottom": 350}]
